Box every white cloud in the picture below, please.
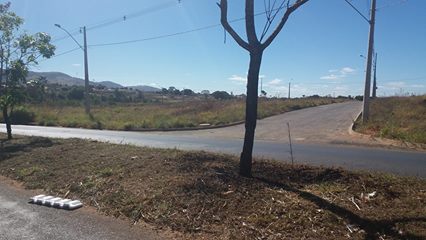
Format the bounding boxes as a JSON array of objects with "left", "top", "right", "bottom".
[
  {"left": 341, "top": 67, "right": 355, "bottom": 74},
  {"left": 229, "top": 74, "right": 266, "bottom": 83},
  {"left": 320, "top": 74, "right": 341, "bottom": 80},
  {"left": 386, "top": 81, "right": 406, "bottom": 88},
  {"left": 267, "top": 78, "right": 282, "bottom": 86},
  {"left": 320, "top": 67, "right": 356, "bottom": 80},
  {"left": 381, "top": 82, "right": 425, "bottom": 90},
  {"left": 229, "top": 74, "right": 247, "bottom": 83},
  {"left": 72, "top": 63, "right": 81, "bottom": 67}
]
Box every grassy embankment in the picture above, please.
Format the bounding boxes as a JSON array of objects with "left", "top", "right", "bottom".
[
  {"left": 23, "top": 98, "right": 343, "bottom": 130},
  {"left": 0, "top": 134, "right": 425, "bottom": 239},
  {"left": 355, "top": 96, "right": 426, "bottom": 144}
]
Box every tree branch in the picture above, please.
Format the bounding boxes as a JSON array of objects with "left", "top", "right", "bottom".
[
  {"left": 245, "top": 0, "right": 259, "bottom": 46},
  {"left": 261, "top": 0, "right": 309, "bottom": 50},
  {"left": 260, "top": 0, "right": 287, "bottom": 42},
  {"left": 218, "top": 0, "right": 250, "bottom": 51}
]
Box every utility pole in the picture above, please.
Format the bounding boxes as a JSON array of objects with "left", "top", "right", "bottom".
[
  {"left": 372, "top": 52, "right": 378, "bottom": 98},
  {"left": 55, "top": 24, "right": 91, "bottom": 115},
  {"left": 288, "top": 82, "right": 291, "bottom": 99},
  {"left": 362, "top": 0, "right": 376, "bottom": 123},
  {"left": 83, "top": 26, "right": 90, "bottom": 114}
]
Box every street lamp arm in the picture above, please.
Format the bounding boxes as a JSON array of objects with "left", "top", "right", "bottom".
[
  {"left": 343, "top": 0, "right": 370, "bottom": 24},
  {"left": 54, "top": 24, "right": 84, "bottom": 50}
]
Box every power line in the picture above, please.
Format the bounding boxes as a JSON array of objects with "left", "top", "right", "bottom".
[
  {"left": 89, "top": 23, "right": 222, "bottom": 47},
  {"left": 52, "top": 29, "right": 82, "bottom": 43},
  {"left": 89, "top": 11, "right": 273, "bottom": 47},
  {"left": 43, "top": 6, "right": 316, "bottom": 60},
  {"left": 51, "top": 1, "right": 178, "bottom": 43},
  {"left": 39, "top": 47, "right": 81, "bottom": 62},
  {"left": 86, "top": 1, "right": 177, "bottom": 32}
]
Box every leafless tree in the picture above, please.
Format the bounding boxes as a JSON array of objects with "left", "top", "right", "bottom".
[{"left": 218, "top": 0, "right": 309, "bottom": 177}]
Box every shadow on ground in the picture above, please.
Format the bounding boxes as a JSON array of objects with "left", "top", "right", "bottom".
[
  {"left": 0, "top": 136, "right": 54, "bottom": 161},
  {"left": 256, "top": 176, "right": 426, "bottom": 240}
]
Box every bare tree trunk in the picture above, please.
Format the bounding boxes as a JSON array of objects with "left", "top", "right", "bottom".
[
  {"left": 219, "top": 0, "right": 309, "bottom": 177},
  {"left": 240, "top": 51, "right": 263, "bottom": 177},
  {"left": 2, "top": 106, "right": 12, "bottom": 139},
  {"left": 0, "top": 47, "right": 3, "bottom": 94}
]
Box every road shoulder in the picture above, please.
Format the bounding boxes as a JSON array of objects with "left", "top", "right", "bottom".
[{"left": 0, "top": 175, "right": 177, "bottom": 240}]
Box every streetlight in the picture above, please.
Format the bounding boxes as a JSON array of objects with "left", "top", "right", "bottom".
[
  {"left": 344, "top": 0, "right": 377, "bottom": 123},
  {"left": 55, "top": 24, "right": 90, "bottom": 114}
]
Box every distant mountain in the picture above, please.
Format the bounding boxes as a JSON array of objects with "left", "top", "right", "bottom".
[
  {"left": 27, "top": 71, "right": 159, "bottom": 92},
  {"left": 27, "top": 71, "right": 88, "bottom": 86},
  {"left": 95, "top": 81, "right": 122, "bottom": 89}
]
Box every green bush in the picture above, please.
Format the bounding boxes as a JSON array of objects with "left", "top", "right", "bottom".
[{"left": 10, "top": 107, "right": 35, "bottom": 124}]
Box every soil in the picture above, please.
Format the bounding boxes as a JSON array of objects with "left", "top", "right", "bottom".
[{"left": 0, "top": 134, "right": 425, "bottom": 239}]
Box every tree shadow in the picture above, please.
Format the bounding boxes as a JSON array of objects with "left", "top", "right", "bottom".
[
  {"left": 0, "top": 136, "right": 54, "bottom": 161},
  {"left": 256, "top": 176, "right": 426, "bottom": 240},
  {"left": 176, "top": 154, "right": 425, "bottom": 239}
]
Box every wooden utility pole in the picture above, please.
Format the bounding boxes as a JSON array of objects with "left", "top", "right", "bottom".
[
  {"left": 54, "top": 24, "right": 90, "bottom": 114},
  {"left": 83, "top": 26, "right": 90, "bottom": 114},
  {"left": 288, "top": 82, "right": 291, "bottom": 99},
  {"left": 372, "top": 52, "right": 378, "bottom": 98},
  {"left": 362, "top": 0, "right": 376, "bottom": 123}
]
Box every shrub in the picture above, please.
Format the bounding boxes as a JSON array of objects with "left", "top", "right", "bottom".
[
  {"left": 211, "top": 91, "right": 232, "bottom": 100},
  {"left": 10, "top": 107, "right": 35, "bottom": 124},
  {"left": 68, "top": 87, "right": 85, "bottom": 100}
]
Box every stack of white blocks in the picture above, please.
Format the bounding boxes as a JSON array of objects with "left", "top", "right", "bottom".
[{"left": 29, "top": 195, "right": 83, "bottom": 210}]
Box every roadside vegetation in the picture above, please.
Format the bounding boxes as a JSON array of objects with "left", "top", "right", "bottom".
[
  {"left": 4, "top": 97, "right": 346, "bottom": 130},
  {"left": 355, "top": 96, "right": 426, "bottom": 144},
  {"left": 0, "top": 134, "right": 424, "bottom": 239}
]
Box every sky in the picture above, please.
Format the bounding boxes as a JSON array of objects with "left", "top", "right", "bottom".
[{"left": 9, "top": 0, "right": 426, "bottom": 97}]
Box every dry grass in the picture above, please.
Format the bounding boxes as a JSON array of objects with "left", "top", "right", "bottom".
[
  {"left": 24, "top": 98, "right": 344, "bottom": 130},
  {"left": 0, "top": 134, "right": 425, "bottom": 240},
  {"left": 355, "top": 96, "right": 426, "bottom": 144}
]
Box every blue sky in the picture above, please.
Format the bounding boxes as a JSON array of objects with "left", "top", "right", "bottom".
[{"left": 10, "top": 0, "right": 426, "bottom": 97}]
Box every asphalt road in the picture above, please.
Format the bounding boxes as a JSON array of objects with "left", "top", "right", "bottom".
[
  {"left": 0, "top": 178, "right": 163, "bottom": 240},
  {"left": 163, "top": 101, "right": 363, "bottom": 143},
  {"left": 0, "top": 102, "right": 425, "bottom": 177}
]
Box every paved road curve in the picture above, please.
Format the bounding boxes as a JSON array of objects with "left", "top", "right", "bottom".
[
  {"left": 1, "top": 105, "right": 425, "bottom": 177},
  {"left": 164, "top": 101, "right": 363, "bottom": 143}
]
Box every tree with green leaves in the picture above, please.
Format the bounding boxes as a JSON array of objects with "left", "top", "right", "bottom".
[
  {"left": 218, "top": 0, "right": 309, "bottom": 177},
  {"left": 0, "top": 2, "right": 55, "bottom": 139}
]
